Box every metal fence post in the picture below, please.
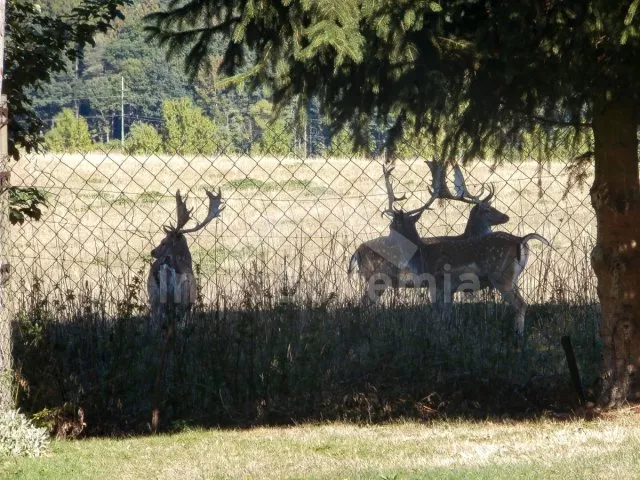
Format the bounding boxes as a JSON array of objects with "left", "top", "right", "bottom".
[{"left": 0, "top": 94, "right": 11, "bottom": 411}]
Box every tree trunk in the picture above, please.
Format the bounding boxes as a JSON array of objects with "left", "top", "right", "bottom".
[
  {"left": 0, "top": 0, "right": 5, "bottom": 97},
  {"left": 0, "top": 95, "right": 9, "bottom": 411},
  {"left": 591, "top": 98, "right": 640, "bottom": 407},
  {"left": 0, "top": 3, "right": 9, "bottom": 413}
]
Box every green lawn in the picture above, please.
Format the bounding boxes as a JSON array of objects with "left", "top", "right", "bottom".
[{"left": 2, "top": 413, "right": 640, "bottom": 479}]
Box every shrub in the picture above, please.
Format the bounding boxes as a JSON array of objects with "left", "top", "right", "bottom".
[
  {"left": 0, "top": 410, "right": 49, "bottom": 457},
  {"left": 251, "top": 120, "right": 294, "bottom": 156},
  {"left": 126, "top": 122, "right": 163, "bottom": 154},
  {"left": 44, "top": 108, "right": 93, "bottom": 153},
  {"left": 163, "top": 98, "right": 220, "bottom": 155},
  {"left": 326, "top": 127, "right": 373, "bottom": 157},
  {"left": 96, "top": 139, "right": 125, "bottom": 153},
  {"left": 249, "top": 99, "right": 294, "bottom": 157}
]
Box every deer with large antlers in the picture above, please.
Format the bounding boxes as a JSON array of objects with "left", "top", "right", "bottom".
[
  {"left": 147, "top": 188, "right": 223, "bottom": 433},
  {"left": 421, "top": 161, "right": 509, "bottom": 242},
  {"left": 348, "top": 161, "right": 508, "bottom": 297},
  {"left": 349, "top": 161, "right": 549, "bottom": 338}
]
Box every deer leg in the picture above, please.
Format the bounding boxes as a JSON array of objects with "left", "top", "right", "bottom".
[
  {"left": 360, "top": 283, "right": 385, "bottom": 306},
  {"left": 431, "top": 278, "right": 453, "bottom": 322},
  {"left": 499, "top": 287, "right": 527, "bottom": 338},
  {"left": 361, "top": 273, "right": 391, "bottom": 306}
]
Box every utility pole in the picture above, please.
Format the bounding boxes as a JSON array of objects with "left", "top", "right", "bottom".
[{"left": 121, "top": 76, "right": 125, "bottom": 147}]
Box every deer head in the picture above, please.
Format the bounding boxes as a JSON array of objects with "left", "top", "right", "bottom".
[
  {"left": 381, "top": 163, "right": 422, "bottom": 243},
  {"left": 450, "top": 165, "right": 510, "bottom": 235},
  {"left": 382, "top": 160, "right": 499, "bottom": 240}
]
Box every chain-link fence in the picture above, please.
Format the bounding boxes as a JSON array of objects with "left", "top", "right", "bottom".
[{"left": 10, "top": 125, "right": 596, "bottom": 310}]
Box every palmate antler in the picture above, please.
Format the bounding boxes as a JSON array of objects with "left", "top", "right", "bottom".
[
  {"left": 383, "top": 162, "right": 407, "bottom": 213},
  {"left": 163, "top": 189, "right": 224, "bottom": 234},
  {"left": 382, "top": 160, "right": 493, "bottom": 217},
  {"left": 452, "top": 165, "right": 494, "bottom": 204}
]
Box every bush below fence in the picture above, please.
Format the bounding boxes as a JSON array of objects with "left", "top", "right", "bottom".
[{"left": 11, "top": 290, "right": 601, "bottom": 435}]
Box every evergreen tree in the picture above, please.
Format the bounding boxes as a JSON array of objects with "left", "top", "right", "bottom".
[
  {"left": 7, "top": 0, "right": 131, "bottom": 157},
  {"left": 149, "top": 1, "right": 640, "bottom": 406}
]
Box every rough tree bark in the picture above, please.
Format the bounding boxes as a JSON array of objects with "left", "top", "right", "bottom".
[
  {"left": 591, "top": 98, "right": 640, "bottom": 407},
  {"left": 0, "top": 0, "right": 4, "bottom": 97}
]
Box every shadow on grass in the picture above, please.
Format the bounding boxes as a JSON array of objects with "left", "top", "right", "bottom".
[{"left": 11, "top": 299, "right": 601, "bottom": 437}]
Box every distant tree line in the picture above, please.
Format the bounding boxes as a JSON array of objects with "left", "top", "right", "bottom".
[
  {"left": 35, "top": 0, "right": 379, "bottom": 158},
  {"left": 35, "top": 0, "right": 586, "bottom": 162}
]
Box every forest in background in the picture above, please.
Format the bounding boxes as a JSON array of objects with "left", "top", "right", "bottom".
[
  {"left": 31, "top": 0, "right": 353, "bottom": 157},
  {"left": 31, "top": 0, "right": 587, "bottom": 162}
]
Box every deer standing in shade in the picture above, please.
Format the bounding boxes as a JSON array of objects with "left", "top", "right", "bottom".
[
  {"left": 348, "top": 161, "right": 509, "bottom": 300},
  {"left": 147, "top": 188, "right": 224, "bottom": 433},
  {"left": 349, "top": 161, "right": 549, "bottom": 338},
  {"left": 147, "top": 189, "right": 224, "bottom": 320}
]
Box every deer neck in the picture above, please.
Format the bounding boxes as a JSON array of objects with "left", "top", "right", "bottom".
[
  {"left": 464, "top": 211, "right": 491, "bottom": 237},
  {"left": 390, "top": 224, "right": 422, "bottom": 245}
]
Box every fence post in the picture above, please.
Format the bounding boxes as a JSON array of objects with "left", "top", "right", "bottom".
[{"left": 0, "top": 94, "right": 10, "bottom": 411}]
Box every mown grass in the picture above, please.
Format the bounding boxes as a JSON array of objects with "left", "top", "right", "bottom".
[{"left": 3, "top": 413, "right": 640, "bottom": 479}]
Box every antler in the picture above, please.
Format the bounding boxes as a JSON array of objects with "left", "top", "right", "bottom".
[
  {"left": 382, "top": 162, "right": 407, "bottom": 214},
  {"left": 402, "top": 161, "right": 448, "bottom": 216},
  {"left": 163, "top": 189, "right": 224, "bottom": 234},
  {"left": 163, "top": 190, "right": 193, "bottom": 233},
  {"left": 380, "top": 160, "right": 495, "bottom": 218},
  {"left": 452, "top": 165, "right": 493, "bottom": 204},
  {"left": 176, "top": 189, "right": 224, "bottom": 234}
]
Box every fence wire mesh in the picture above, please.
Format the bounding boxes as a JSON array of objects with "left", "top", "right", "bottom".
[
  {"left": 9, "top": 115, "right": 604, "bottom": 431},
  {"left": 9, "top": 120, "right": 596, "bottom": 313}
]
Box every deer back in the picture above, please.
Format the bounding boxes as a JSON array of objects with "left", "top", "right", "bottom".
[
  {"left": 416, "top": 232, "right": 534, "bottom": 289},
  {"left": 150, "top": 232, "right": 194, "bottom": 275},
  {"left": 354, "top": 229, "right": 424, "bottom": 285}
]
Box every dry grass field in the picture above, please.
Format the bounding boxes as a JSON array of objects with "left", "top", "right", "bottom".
[{"left": 9, "top": 151, "right": 597, "bottom": 310}]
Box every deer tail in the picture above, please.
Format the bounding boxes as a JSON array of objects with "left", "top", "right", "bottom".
[
  {"left": 521, "top": 233, "right": 551, "bottom": 247},
  {"left": 347, "top": 251, "right": 360, "bottom": 276}
]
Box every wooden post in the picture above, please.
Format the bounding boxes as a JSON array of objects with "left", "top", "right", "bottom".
[
  {"left": 561, "top": 335, "right": 586, "bottom": 405},
  {"left": 0, "top": 94, "right": 10, "bottom": 411}
]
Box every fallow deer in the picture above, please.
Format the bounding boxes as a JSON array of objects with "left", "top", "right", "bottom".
[
  {"left": 147, "top": 189, "right": 224, "bottom": 320},
  {"left": 347, "top": 161, "right": 508, "bottom": 298},
  {"left": 404, "top": 229, "right": 550, "bottom": 338},
  {"left": 147, "top": 188, "right": 223, "bottom": 433},
  {"left": 349, "top": 163, "right": 549, "bottom": 337}
]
